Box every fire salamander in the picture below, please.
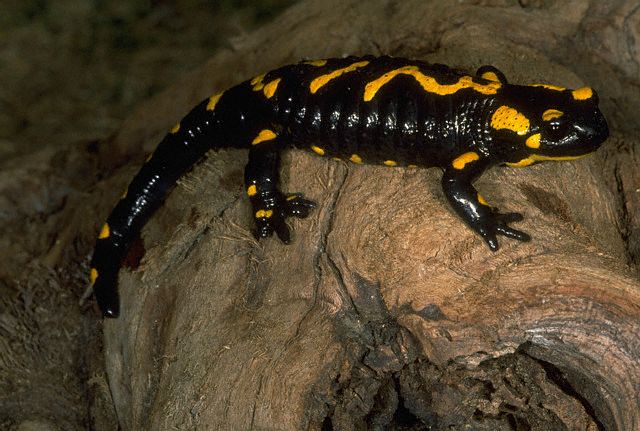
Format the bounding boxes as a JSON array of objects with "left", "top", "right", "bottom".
[{"left": 90, "top": 55, "right": 609, "bottom": 317}]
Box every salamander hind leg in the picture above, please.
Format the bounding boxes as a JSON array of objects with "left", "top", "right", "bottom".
[
  {"left": 252, "top": 192, "right": 317, "bottom": 244},
  {"left": 244, "top": 134, "right": 316, "bottom": 243}
]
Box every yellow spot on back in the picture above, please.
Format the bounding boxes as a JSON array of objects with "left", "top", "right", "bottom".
[
  {"left": 491, "top": 105, "right": 530, "bottom": 135},
  {"left": 364, "top": 66, "right": 501, "bottom": 102},
  {"left": 255, "top": 209, "right": 273, "bottom": 218},
  {"left": 252, "top": 129, "right": 277, "bottom": 145},
  {"left": 477, "top": 193, "right": 489, "bottom": 206},
  {"left": 304, "top": 59, "right": 327, "bottom": 67},
  {"left": 98, "top": 223, "right": 110, "bottom": 239},
  {"left": 532, "top": 84, "right": 566, "bottom": 92},
  {"left": 525, "top": 133, "right": 541, "bottom": 149},
  {"left": 481, "top": 71, "right": 500, "bottom": 82},
  {"left": 310, "top": 61, "right": 370, "bottom": 94},
  {"left": 452, "top": 152, "right": 480, "bottom": 170},
  {"left": 121, "top": 189, "right": 128, "bottom": 199},
  {"left": 90, "top": 268, "right": 98, "bottom": 285},
  {"left": 407, "top": 164, "right": 418, "bottom": 168},
  {"left": 170, "top": 123, "right": 180, "bottom": 134},
  {"left": 262, "top": 78, "right": 281, "bottom": 99},
  {"left": 572, "top": 87, "right": 593, "bottom": 100},
  {"left": 311, "top": 145, "right": 325, "bottom": 156},
  {"left": 206, "top": 93, "right": 222, "bottom": 111},
  {"left": 542, "top": 109, "right": 564, "bottom": 121},
  {"left": 383, "top": 160, "right": 397, "bottom": 166},
  {"left": 247, "top": 185, "right": 257, "bottom": 197},
  {"left": 349, "top": 154, "right": 362, "bottom": 164}
]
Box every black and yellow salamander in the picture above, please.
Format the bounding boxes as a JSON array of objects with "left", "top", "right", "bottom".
[{"left": 90, "top": 55, "right": 609, "bottom": 317}]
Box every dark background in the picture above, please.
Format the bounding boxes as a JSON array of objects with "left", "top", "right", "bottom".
[{"left": 0, "top": 0, "right": 296, "bottom": 160}]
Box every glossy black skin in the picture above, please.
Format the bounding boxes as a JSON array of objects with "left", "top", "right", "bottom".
[{"left": 91, "top": 55, "right": 609, "bottom": 317}]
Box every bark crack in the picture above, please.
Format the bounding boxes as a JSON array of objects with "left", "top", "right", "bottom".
[
  {"left": 294, "top": 164, "right": 350, "bottom": 339},
  {"left": 613, "top": 159, "right": 634, "bottom": 264},
  {"left": 522, "top": 351, "right": 607, "bottom": 431}
]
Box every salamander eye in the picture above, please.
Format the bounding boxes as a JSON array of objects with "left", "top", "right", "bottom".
[{"left": 542, "top": 110, "right": 568, "bottom": 140}]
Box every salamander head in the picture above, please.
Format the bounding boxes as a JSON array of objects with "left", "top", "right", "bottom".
[{"left": 488, "top": 84, "right": 609, "bottom": 167}]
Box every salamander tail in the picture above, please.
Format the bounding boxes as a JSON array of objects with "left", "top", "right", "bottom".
[
  {"left": 90, "top": 98, "right": 217, "bottom": 317},
  {"left": 90, "top": 249, "right": 121, "bottom": 317}
]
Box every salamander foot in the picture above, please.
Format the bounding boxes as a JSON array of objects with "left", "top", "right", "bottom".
[{"left": 253, "top": 192, "right": 316, "bottom": 243}]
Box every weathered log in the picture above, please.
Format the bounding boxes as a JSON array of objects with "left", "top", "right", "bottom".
[{"left": 95, "top": 0, "right": 640, "bottom": 429}]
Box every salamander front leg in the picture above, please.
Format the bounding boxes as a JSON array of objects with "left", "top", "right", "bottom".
[
  {"left": 441, "top": 156, "right": 530, "bottom": 251},
  {"left": 244, "top": 142, "right": 316, "bottom": 243}
]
